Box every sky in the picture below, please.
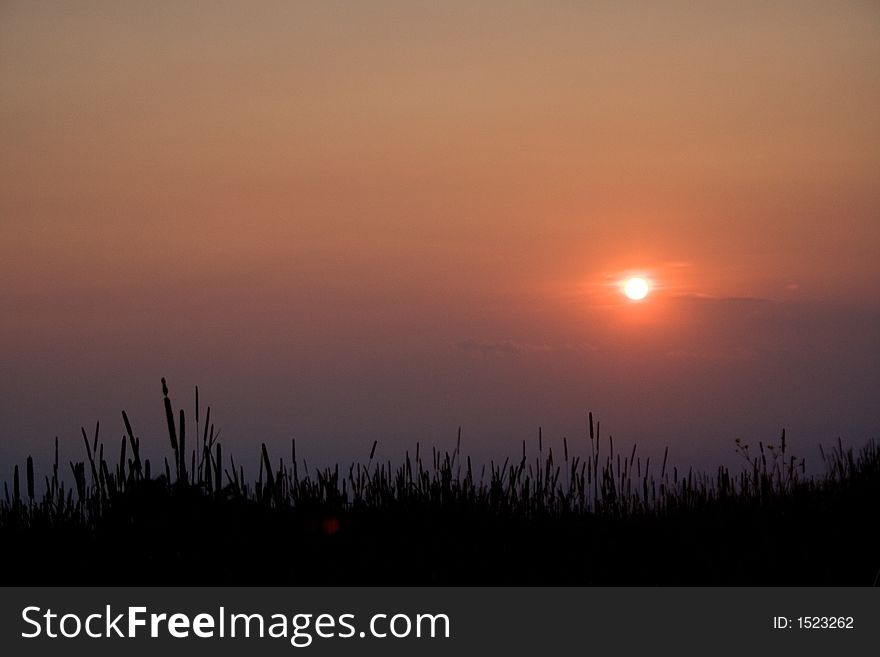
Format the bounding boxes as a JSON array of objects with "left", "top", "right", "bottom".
[{"left": 1, "top": 1, "right": 878, "bottom": 475}]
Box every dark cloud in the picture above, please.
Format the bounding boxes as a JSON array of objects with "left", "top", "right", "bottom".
[
  {"left": 457, "top": 339, "right": 551, "bottom": 356},
  {"left": 457, "top": 339, "right": 597, "bottom": 357}
]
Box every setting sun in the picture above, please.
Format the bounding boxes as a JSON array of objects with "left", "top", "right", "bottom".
[
  {"left": 624, "top": 277, "right": 650, "bottom": 301},
  {"left": 0, "top": 0, "right": 878, "bottom": 600}
]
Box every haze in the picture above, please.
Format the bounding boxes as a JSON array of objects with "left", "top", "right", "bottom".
[{"left": 1, "top": 1, "right": 878, "bottom": 473}]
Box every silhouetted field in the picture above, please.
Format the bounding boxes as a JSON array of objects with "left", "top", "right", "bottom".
[{"left": 1, "top": 380, "right": 878, "bottom": 585}]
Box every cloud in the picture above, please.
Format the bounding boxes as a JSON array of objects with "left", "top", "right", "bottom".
[
  {"left": 457, "top": 339, "right": 547, "bottom": 356},
  {"left": 665, "top": 347, "right": 757, "bottom": 363},
  {"left": 456, "top": 339, "right": 595, "bottom": 357},
  {"left": 671, "top": 293, "right": 774, "bottom": 304}
]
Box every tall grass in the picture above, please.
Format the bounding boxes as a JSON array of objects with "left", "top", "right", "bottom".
[{"left": 1, "top": 380, "right": 876, "bottom": 529}]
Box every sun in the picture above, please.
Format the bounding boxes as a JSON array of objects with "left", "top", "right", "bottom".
[{"left": 623, "top": 277, "right": 650, "bottom": 301}]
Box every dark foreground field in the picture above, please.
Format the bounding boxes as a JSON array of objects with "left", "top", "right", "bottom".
[{"left": 2, "top": 381, "right": 878, "bottom": 585}]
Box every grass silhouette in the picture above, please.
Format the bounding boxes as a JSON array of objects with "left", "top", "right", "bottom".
[{"left": 1, "top": 379, "right": 878, "bottom": 585}]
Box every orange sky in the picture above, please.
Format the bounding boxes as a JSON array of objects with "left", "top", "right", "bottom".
[{"left": 1, "top": 2, "right": 878, "bottom": 471}]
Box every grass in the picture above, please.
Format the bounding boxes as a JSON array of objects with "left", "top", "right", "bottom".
[{"left": 1, "top": 379, "right": 878, "bottom": 585}]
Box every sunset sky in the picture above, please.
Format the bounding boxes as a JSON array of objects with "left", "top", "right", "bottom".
[{"left": 1, "top": 1, "right": 878, "bottom": 473}]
